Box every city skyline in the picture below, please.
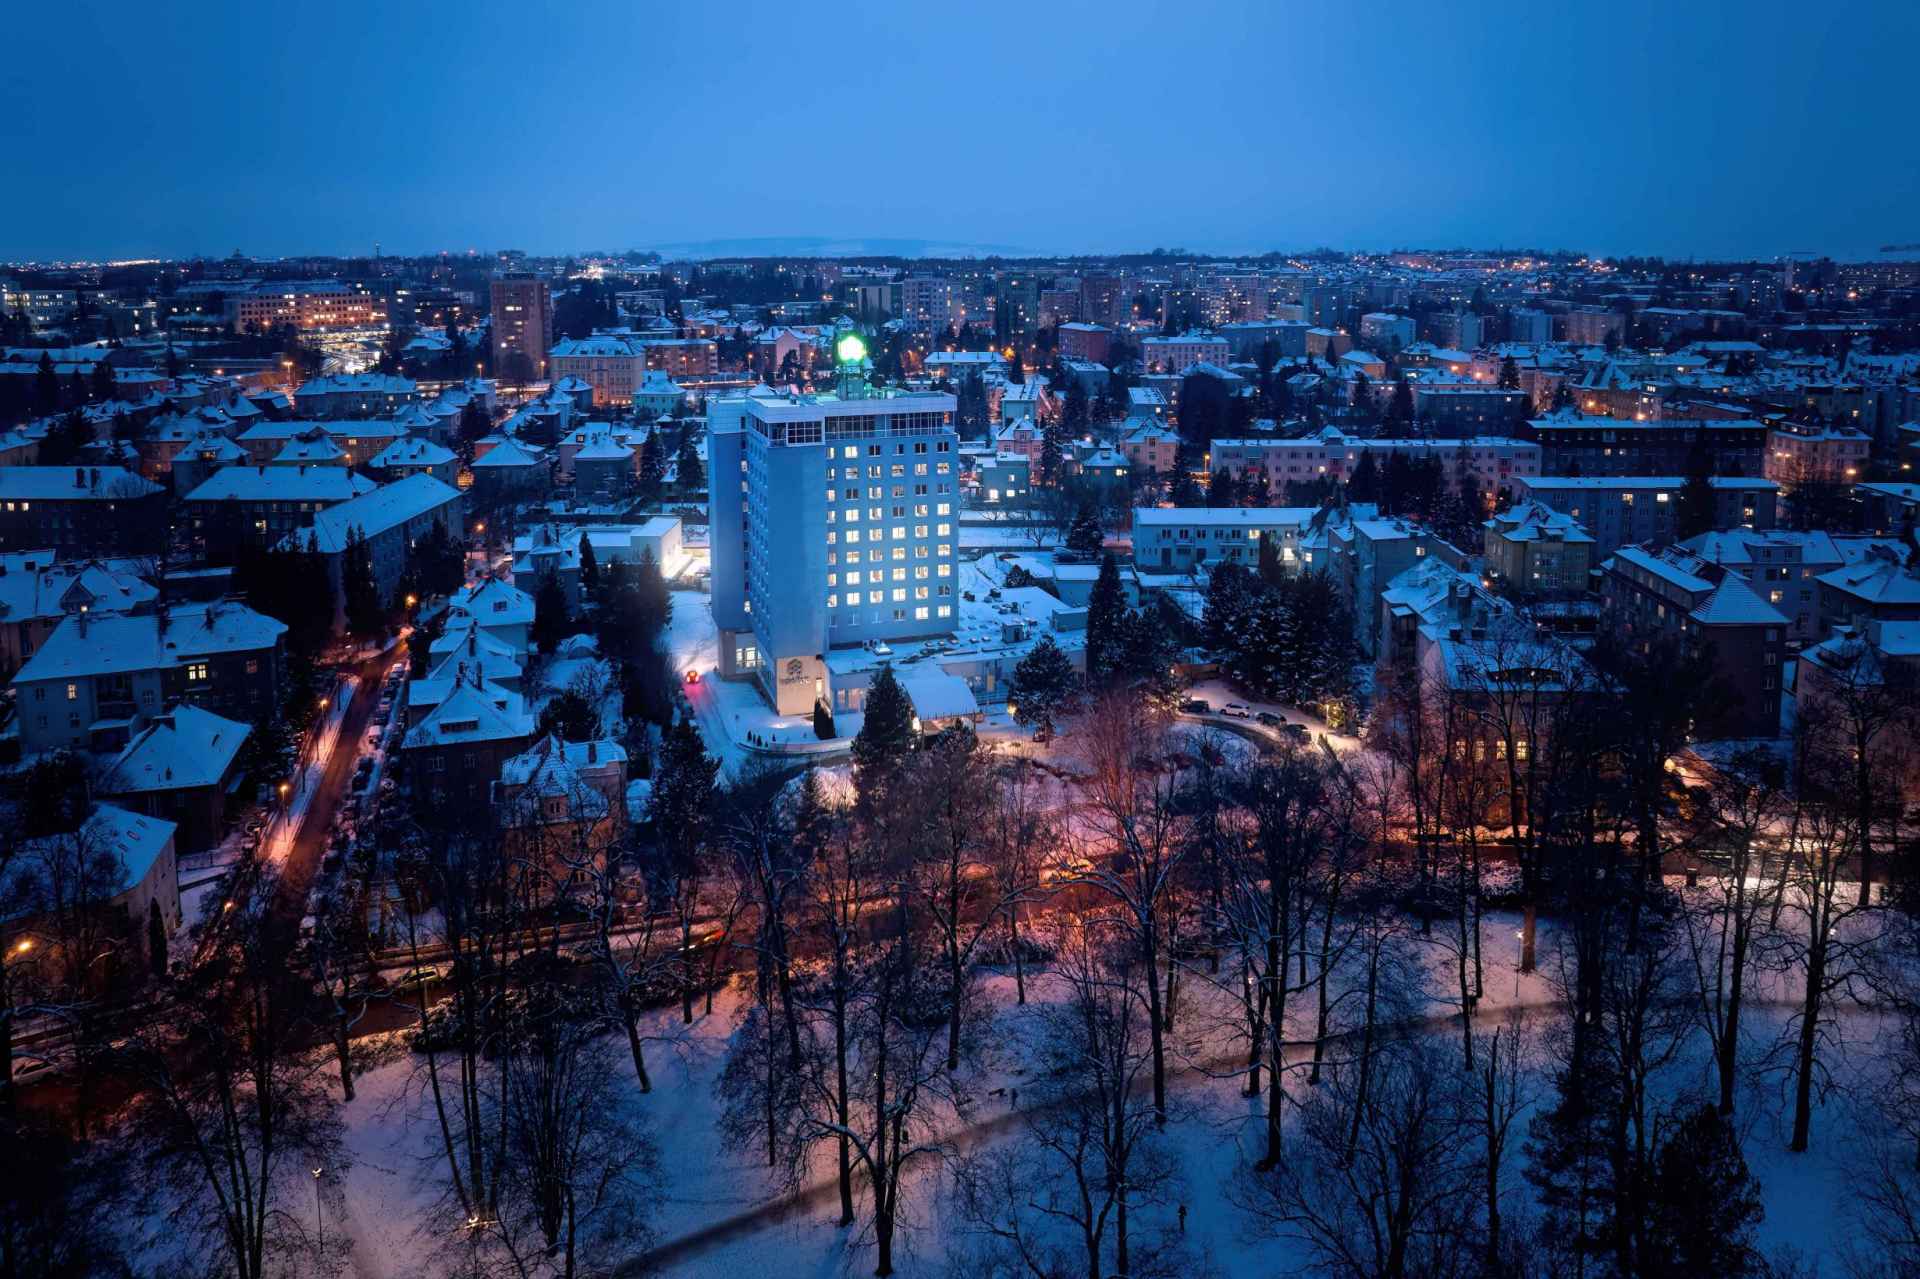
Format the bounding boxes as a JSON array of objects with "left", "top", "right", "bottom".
[{"left": 3, "top": 0, "right": 1915, "bottom": 263}]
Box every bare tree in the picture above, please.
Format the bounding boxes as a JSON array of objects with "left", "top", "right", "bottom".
[
  {"left": 1216, "top": 747, "right": 1326, "bottom": 1168},
  {"left": 306, "top": 883, "right": 378, "bottom": 1103},
  {"left": 117, "top": 882, "right": 347, "bottom": 1279},
  {"left": 905, "top": 728, "right": 1022, "bottom": 1070},
  {"left": 948, "top": 938, "right": 1185, "bottom": 1279},
  {"left": 1072, "top": 692, "right": 1189, "bottom": 1123},
  {"left": 1778, "top": 710, "right": 1882, "bottom": 1155},
  {"left": 1675, "top": 745, "right": 1791, "bottom": 1116},
  {"left": 798, "top": 892, "right": 954, "bottom": 1277},
  {"left": 1234, "top": 1035, "right": 1478, "bottom": 1279},
  {"left": 982, "top": 755, "right": 1056, "bottom": 1005},
  {"left": 1468, "top": 1016, "right": 1537, "bottom": 1271},
  {"left": 488, "top": 958, "right": 661, "bottom": 1279}
]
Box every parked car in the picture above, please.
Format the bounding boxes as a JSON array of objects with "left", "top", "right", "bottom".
[
  {"left": 1220, "top": 702, "right": 1252, "bottom": 719},
  {"left": 1255, "top": 711, "right": 1283, "bottom": 727},
  {"left": 1180, "top": 698, "right": 1211, "bottom": 714},
  {"left": 1283, "top": 722, "right": 1311, "bottom": 740}
]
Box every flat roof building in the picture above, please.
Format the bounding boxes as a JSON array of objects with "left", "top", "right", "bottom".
[{"left": 708, "top": 386, "right": 960, "bottom": 715}]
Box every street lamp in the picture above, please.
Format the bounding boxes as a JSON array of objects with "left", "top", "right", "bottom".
[{"left": 312, "top": 1167, "right": 324, "bottom": 1252}]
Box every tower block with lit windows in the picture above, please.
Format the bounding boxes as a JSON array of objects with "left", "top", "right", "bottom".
[{"left": 707, "top": 332, "right": 961, "bottom": 715}]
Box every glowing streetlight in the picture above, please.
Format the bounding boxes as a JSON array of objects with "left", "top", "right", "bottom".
[{"left": 13, "top": 938, "right": 31, "bottom": 954}]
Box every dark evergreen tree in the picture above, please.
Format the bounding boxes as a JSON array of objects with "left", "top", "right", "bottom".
[
  {"left": 851, "top": 663, "right": 915, "bottom": 811},
  {"left": 1084, "top": 552, "right": 1127, "bottom": 687},
  {"left": 148, "top": 898, "right": 169, "bottom": 980},
  {"left": 1202, "top": 561, "right": 1257, "bottom": 653},
  {"left": 1178, "top": 370, "right": 1231, "bottom": 447},
  {"left": 340, "top": 528, "right": 385, "bottom": 639},
  {"left": 811, "top": 700, "right": 836, "bottom": 740},
  {"left": 532, "top": 570, "right": 571, "bottom": 654},
  {"left": 1008, "top": 634, "right": 1078, "bottom": 740},
  {"left": 1065, "top": 503, "right": 1103, "bottom": 556},
  {"left": 536, "top": 688, "right": 600, "bottom": 741},
  {"left": 1498, "top": 355, "right": 1522, "bottom": 389},
  {"left": 90, "top": 358, "right": 115, "bottom": 403},
  {"left": 1038, "top": 421, "right": 1064, "bottom": 488},
  {"left": 1387, "top": 374, "right": 1414, "bottom": 425},
  {"left": 1349, "top": 448, "right": 1380, "bottom": 504},
  {"left": 32, "top": 352, "right": 58, "bottom": 418},
  {"left": 1639, "top": 1105, "right": 1766, "bottom": 1278},
  {"left": 639, "top": 431, "right": 667, "bottom": 496},
  {"left": 1676, "top": 430, "right": 1717, "bottom": 542},
  {"left": 674, "top": 433, "right": 705, "bottom": 492},
  {"left": 1256, "top": 530, "right": 1284, "bottom": 586},
  {"left": 578, "top": 535, "right": 600, "bottom": 599}
]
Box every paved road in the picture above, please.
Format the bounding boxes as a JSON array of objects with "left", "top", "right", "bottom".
[{"left": 270, "top": 642, "right": 409, "bottom": 932}]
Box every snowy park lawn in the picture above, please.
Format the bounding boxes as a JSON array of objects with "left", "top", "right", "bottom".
[{"left": 285, "top": 898, "right": 1885, "bottom": 1279}]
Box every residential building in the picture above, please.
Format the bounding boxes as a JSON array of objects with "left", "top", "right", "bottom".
[
  {"left": 11, "top": 600, "right": 287, "bottom": 754},
  {"left": 706, "top": 387, "right": 961, "bottom": 715},
  {"left": 1532, "top": 417, "right": 1768, "bottom": 478},
  {"left": 633, "top": 370, "right": 688, "bottom": 419},
  {"left": 1514, "top": 475, "right": 1779, "bottom": 556},
  {"left": 1130, "top": 506, "right": 1317, "bottom": 575},
  {"left": 1424, "top": 310, "right": 1485, "bottom": 350},
  {"left": 98, "top": 705, "right": 250, "bottom": 853},
  {"left": 290, "top": 474, "right": 464, "bottom": 631},
  {"left": 1208, "top": 429, "right": 1540, "bottom": 500},
  {"left": 1483, "top": 501, "right": 1596, "bottom": 596},
  {"left": 446, "top": 578, "right": 535, "bottom": 652},
  {"left": 1411, "top": 383, "right": 1528, "bottom": 432},
  {"left": 510, "top": 519, "right": 685, "bottom": 607},
  {"left": 1815, "top": 545, "right": 1920, "bottom": 633},
  {"left": 183, "top": 465, "right": 377, "bottom": 561},
  {"left": 1057, "top": 322, "right": 1113, "bottom": 363},
  {"left": 468, "top": 438, "right": 549, "bottom": 504},
  {"left": 370, "top": 437, "right": 458, "bottom": 486},
  {"left": 547, "top": 334, "right": 649, "bottom": 407},
  {"left": 1764, "top": 423, "right": 1871, "bottom": 488},
  {"left": 976, "top": 454, "right": 1030, "bottom": 505},
  {"left": 1509, "top": 308, "right": 1555, "bottom": 343},
  {"left": 491, "top": 271, "right": 552, "bottom": 383},
  {"left": 493, "top": 734, "right": 630, "bottom": 861},
  {"left": 1328, "top": 515, "right": 1439, "bottom": 658},
  {"left": 1359, "top": 312, "right": 1416, "bottom": 351},
  {"left": 3, "top": 804, "right": 182, "bottom": 961},
  {"left": 0, "top": 548, "right": 156, "bottom": 670},
  {"left": 0, "top": 466, "right": 167, "bottom": 557},
  {"left": 1678, "top": 528, "right": 1847, "bottom": 643},
  {"left": 292, "top": 373, "right": 418, "bottom": 418},
  {"left": 1119, "top": 420, "right": 1182, "bottom": 474},
  {"left": 403, "top": 672, "right": 535, "bottom": 817},
  {"left": 228, "top": 281, "right": 385, "bottom": 333},
  {"left": 1600, "top": 544, "right": 1788, "bottom": 738},
  {"left": 1140, "top": 333, "right": 1230, "bottom": 375},
  {"left": 235, "top": 420, "right": 404, "bottom": 468}
]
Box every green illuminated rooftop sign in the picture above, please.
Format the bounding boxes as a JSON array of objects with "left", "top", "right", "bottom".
[{"left": 836, "top": 332, "right": 868, "bottom": 364}]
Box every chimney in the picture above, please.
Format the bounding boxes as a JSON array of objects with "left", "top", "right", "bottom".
[{"left": 587, "top": 740, "right": 598, "bottom": 763}]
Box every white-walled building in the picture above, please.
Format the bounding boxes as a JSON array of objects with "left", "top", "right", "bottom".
[
  {"left": 708, "top": 386, "right": 961, "bottom": 714},
  {"left": 1208, "top": 428, "right": 1541, "bottom": 496},
  {"left": 1131, "top": 506, "right": 1318, "bottom": 574}
]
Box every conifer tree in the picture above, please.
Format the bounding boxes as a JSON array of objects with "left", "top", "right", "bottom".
[
  {"left": 1084, "top": 552, "right": 1127, "bottom": 687},
  {"left": 851, "top": 664, "right": 915, "bottom": 811}
]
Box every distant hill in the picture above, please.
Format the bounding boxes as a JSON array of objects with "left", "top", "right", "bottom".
[{"left": 642, "top": 235, "right": 1036, "bottom": 261}]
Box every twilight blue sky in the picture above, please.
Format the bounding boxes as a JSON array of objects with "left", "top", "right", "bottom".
[{"left": 2, "top": 0, "right": 1914, "bottom": 263}]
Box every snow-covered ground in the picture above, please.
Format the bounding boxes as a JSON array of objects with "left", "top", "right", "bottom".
[{"left": 262, "top": 895, "right": 1889, "bottom": 1279}]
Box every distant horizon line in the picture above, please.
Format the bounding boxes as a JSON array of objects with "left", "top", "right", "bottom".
[{"left": 5, "top": 234, "right": 1918, "bottom": 269}]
